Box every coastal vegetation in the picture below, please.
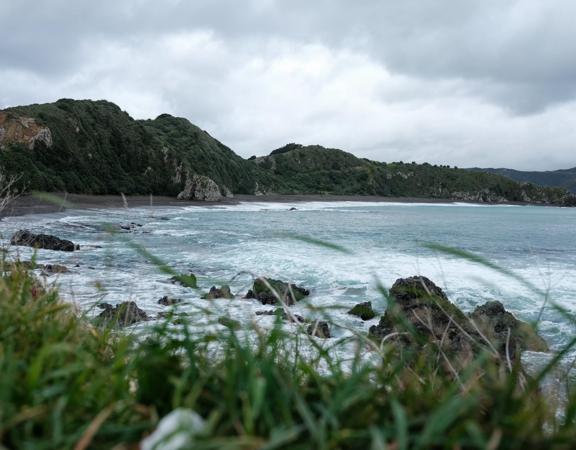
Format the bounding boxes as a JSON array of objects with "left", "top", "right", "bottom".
[{"left": 1, "top": 99, "right": 574, "bottom": 205}]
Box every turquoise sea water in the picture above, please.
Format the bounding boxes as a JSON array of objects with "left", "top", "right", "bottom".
[{"left": 2, "top": 200, "right": 575, "bottom": 360}]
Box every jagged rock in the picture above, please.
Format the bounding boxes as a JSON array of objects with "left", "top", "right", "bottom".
[
  {"left": 177, "top": 174, "right": 223, "bottom": 201},
  {"left": 369, "top": 276, "right": 483, "bottom": 366},
  {"left": 96, "top": 301, "right": 148, "bottom": 327},
  {"left": 244, "top": 277, "right": 309, "bottom": 306},
  {"left": 369, "top": 276, "right": 549, "bottom": 366},
  {"left": 307, "top": 320, "right": 331, "bottom": 338},
  {"left": 169, "top": 272, "right": 197, "bottom": 288},
  {"left": 347, "top": 301, "right": 376, "bottom": 320},
  {"left": 10, "top": 230, "right": 79, "bottom": 252},
  {"left": 157, "top": 296, "right": 183, "bottom": 306},
  {"left": 470, "top": 301, "right": 549, "bottom": 358},
  {"left": 202, "top": 285, "right": 234, "bottom": 300},
  {"left": 255, "top": 308, "right": 306, "bottom": 324},
  {"left": 218, "top": 316, "right": 241, "bottom": 330}
]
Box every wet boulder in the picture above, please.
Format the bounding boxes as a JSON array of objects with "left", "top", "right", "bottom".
[
  {"left": 245, "top": 277, "right": 309, "bottom": 306},
  {"left": 96, "top": 301, "right": 149, "bottom": 327},
  {"left": 10, "top": 230, "right": 79, "bottom": 252},
  {"left": 347, "top": 301, "right": 376, "bottom": 320},
  {"left": 470, "top": 301, "right": 549, "bottom": 358},
  {"left": 307, "top": 320, "right": 331, "bottom": 339},
  {"left": 157, "top": 296, "right": 183, "bottom": 306},
  {"left": 369, "top": 276, "right": 482, "bottom": 365},
  {"left": 202, "top": 285, "right": 234, "bottom": 300}
]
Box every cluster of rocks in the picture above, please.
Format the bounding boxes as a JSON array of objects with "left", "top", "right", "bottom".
[
  {"left": 95, "top": 301, "right": 149, "bottom": 327},
  {"left": 244, "top": 277, "right": 310, "bottom": 306},
  {"left": 10, "top": 227, "right": 549, "bottom": 359},
  {"left": 368, "top": 276, "right": 548, "bottom": 365}
]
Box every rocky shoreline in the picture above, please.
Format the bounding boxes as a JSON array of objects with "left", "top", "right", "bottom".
[{"left": 9, "top": 228, "right": 550, "bottom": 369}]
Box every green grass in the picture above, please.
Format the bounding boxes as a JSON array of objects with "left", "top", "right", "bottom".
[{"left": 1, "top": 257, "right": 575, "bottom": 450}]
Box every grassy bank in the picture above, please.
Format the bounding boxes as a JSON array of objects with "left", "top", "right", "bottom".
[{"left": 1, "top": 261, "right": 575, "bottom": 449}]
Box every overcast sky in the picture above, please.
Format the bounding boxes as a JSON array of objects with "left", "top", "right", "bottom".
[{"left": 1, "top": 0, "right": 575, "bottom": 169}]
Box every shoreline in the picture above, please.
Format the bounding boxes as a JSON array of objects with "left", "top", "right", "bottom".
[{"left": 0, "top": 192, "right": 541, "bottom": 218}]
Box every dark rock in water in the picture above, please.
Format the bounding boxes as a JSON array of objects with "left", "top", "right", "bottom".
[
  {"left": 255, "top": 308, "right": 306, "bottom": 324},
  {"left": 157, "top": 296, "right": 183, "bottom": 306},
  {"left": 347, "top": 301, "right": 376, "bottom": 320},
  {"left": 289, "top": 207, "right": 298, "bottom": 211},
  {"left": 369, "top": 276, "right": 482, "bottom": 365},
  {"left": 307, "top": 320, "right": 331, "bottom": 338},
  {"left": 119, "top": 222, "right": 143, "bottom": 231},
  {"left": 368, "top": 276, "right": 549, "bottom": 366},
  {"left": 470, "top": 300, "right": 549, "bottom": 358},
  {"left": 202, "top": 285, "right": 234, "bottom": 299},
  {"left": 245, "top": 277, "right": 309, "bottom": 306},
  {"left": 96, "top": 301, "right": 148, "bottom": 327},
  {"left": 10, "top": 230, "right": 78, "bottom": 252},
  {"left": 11, "top": 261, "right": 69, "bottom": 274},
  {"left": 169, "top": 272, "right": 197, "bottom": 288},
  {"left": 218, "top": 316, "right": 241, "bottom": 330},
  {"left": 41, "top": 264, "right": 69, "bottom": 274}
]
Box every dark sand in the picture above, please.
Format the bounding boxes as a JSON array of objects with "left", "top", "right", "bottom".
[{"left": 0, "top": 192, "right": 525, "bottom": 218}]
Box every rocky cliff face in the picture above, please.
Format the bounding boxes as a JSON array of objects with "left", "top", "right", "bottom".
[
  {"left": 0, "top": 111, "right": 53, "bottom": 150},
  {"left": 177, "top": 174, "right": 223, "bottom": 201}
]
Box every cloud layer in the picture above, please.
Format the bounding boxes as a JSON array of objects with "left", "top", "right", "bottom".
[{"left": 1, "top": 0, "right": 575, "bottom": 169}]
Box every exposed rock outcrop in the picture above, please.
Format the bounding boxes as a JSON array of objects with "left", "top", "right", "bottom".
[
  {"left": 0, "top": 111, "right": 53, "bottom": 150},
  {"left": 368, "top": 276, "right": 479, "bottom": 367},
  {"left": 177, "top": 174, "right": 223, "bottom": 201},
  {"left": 10, "top": 230, "right": 79, "bottom": 252},
  {"left": 347, "top": 301, "right": 376, "bottom": 320},
  {"left": 96, "top": 301, "right": 148, "bottom": 327},
  {"left": 369, "top": 276, "right": 549, "bottom": 365},
  {"left": 245, "top": 277, "right": 309, "bottom": 306},
  {"left": 202, "top": 285, "right": 234, "bottom": 300}
]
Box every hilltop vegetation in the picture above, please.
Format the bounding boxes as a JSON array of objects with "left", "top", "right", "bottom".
[
  {"left": 471, "top": 167, "right": 576, "bottom": 194},
  {"left": 0, "top": 99, "right": 273, "bottom": 197},
  {"left": 0, "top": 99, "right": 574, "bottom": 205},
  {"left": 253, "top": 143, "right": 572, "bottom": 204}
]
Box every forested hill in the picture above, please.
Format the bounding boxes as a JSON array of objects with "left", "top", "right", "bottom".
[
  {"left": 251, "top": 144, "right": 574, "bottom": 205},
  {"left": 0, "top": 99, "right": 276, "bottom": 198},
  {"left": 470, "top": 167, "right": 576, "bottom": 194},
  {"left": 0, "top": 99, "right": 574, "bottom": 205}
]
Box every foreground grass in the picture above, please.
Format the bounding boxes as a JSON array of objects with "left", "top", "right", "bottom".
[{"left": 1, "top": 264, "right": 575, "bottom": 449}]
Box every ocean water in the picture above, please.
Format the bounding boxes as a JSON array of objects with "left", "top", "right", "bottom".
[{"left": 1, "top": 200, "right": 575, "bottom": 362}]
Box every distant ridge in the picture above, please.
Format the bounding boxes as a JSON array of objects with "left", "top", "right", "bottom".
[
  {"left": 0, "top": 99, "right": 574, "bottom": 205},
  {"left": 470, "top": 167, "right": 576, "bottom": 194}
]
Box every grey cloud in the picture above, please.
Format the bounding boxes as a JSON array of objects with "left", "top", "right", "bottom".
[{"left": 0, "top": 0, "right": 575, "bottom": 170}]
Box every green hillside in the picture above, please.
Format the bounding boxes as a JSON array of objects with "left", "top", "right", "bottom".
[
  {"left": 252, "top": 143, "right": 573, "bottom": 204},
  {"left": 471, "top": 167, "right": 576, "bottom": 193},
  {"left": 0, "top": 99, "right": 574, "bottom": 205},
  {"left": 0, "top": 99, "right": 273, "bottom": 197}
]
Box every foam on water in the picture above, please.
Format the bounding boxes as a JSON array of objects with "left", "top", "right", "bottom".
[{"left": 1, "top": 200, "right": 575, "bottom": 362}]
